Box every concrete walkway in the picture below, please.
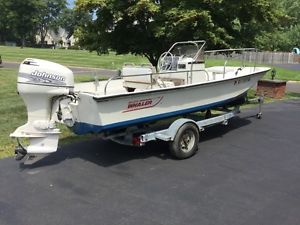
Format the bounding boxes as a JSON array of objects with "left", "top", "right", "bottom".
[
  {"left": 286, "top": 81, "right": 300, "bottom": 93},
  {"left": 275, "top": 64, "right": 300, "bottom": 93}
]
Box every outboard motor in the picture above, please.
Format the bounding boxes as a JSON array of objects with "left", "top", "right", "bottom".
[{"left": 10, "top": 58, "right": 74, "bottom": 162}]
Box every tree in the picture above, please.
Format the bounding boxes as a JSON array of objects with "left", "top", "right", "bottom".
[
  {"left": 0, "top": 0, "right": 69, "bottom": 47},
  {"left": 36, "top": 0, "right": 67, "bottom": 47},
  {"left": 280, "top": 0, "right": 300, "bottom": 25},
  {"left": 76, "top": 0, "right": 282, "bottom": 66},
  {"left": 5, "top": 0, "right": 42, "bottom": 47},
  {"left": 253, "top": 0, "right": 298, "bottom": 51},
  {"left": 0, "top": 0, "right": 12, "bottom": 42},
  {"left": 60, "top": 8, "right": 92, "bottom": 39},
  {"left": 278, "top": 0, "right": 300, "bottom": 49}
]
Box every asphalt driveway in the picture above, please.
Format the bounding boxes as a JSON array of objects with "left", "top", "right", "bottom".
[
  {"left": 276, "top": 63, "right": 300, "bottom": 71},
  {"left": 0, "top": 100, "right": 300, "bottom": 225}
]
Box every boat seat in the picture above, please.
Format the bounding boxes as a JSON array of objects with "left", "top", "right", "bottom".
[
  {"left": 122, "top": 64, "right": 157, "bottom": 84},
  {"left": 122, "top": 64, "right": 161, "bottom": 90},
  {"left": 206, "top": 66, "right": 238, "bottom": 80},
  {"left": 159, "top": 78, "right": 185, "bottom": 86}
]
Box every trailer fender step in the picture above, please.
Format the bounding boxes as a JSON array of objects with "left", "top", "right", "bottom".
[{"left": 166, "top": 118, "right": 198, "bottom": 141}]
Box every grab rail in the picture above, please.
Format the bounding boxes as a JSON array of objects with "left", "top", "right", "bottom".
[
  {"left": 223, "top": 60, "right": 227, "bottom": 78},
  {"left": 205, "top": 48, "right": 258, "bottom": 77},
  {"left": 103, "top": 69, "right": 210, "bottom": 95},
  {"left": 205, "top": 48, "right": 256, "bottom": 54},
  {"left": 104, "top": 76, "right": 122, "bottom": 95},
  {"left": 104, "top": 48, "right": 259, "bottom": 95}
]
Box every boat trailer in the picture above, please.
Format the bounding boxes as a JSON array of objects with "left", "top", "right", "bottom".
[{"left": 102, "top": 96, "right": 264, "bottom": 160}]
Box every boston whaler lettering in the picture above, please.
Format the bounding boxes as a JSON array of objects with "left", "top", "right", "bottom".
[
  {"left": 10, "top": 41, "right": 270, "bottom": 163},
  {"left": 124, "top": 97, "right": 163, "bottom": 112}
]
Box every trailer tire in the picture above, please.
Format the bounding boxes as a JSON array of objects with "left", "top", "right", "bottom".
[{"left": 169, "top": 123, "right": 199, "bottom": 159}]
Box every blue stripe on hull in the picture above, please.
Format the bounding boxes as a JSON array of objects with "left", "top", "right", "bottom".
[{"left": 72, "top": 93, "right": 245, "bottom": 135}]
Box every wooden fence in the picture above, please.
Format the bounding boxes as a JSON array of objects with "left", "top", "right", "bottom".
[
  {"left": 206, "top": 51, "right": 300, "bottom": 65},
  {"left": 254, "top": 52, "right": 299, "bottom": 64}
]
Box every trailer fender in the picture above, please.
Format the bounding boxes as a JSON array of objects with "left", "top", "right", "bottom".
[{"left": 166, "top": 118, "right": 199, "bottom": 141}]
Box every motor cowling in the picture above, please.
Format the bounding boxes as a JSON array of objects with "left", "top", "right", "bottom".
[
  {"left": 17, "top": 58, "right": 74, "bottom": 123},
  {"left": 18, "top": 58, "right": 74, "bottom": 91}
]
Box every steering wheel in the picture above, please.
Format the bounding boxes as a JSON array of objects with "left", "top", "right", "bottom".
[{"left": 158, "top": 51, "right": 174, "bottom": 71}]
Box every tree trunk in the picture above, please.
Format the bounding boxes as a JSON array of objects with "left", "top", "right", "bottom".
[
  {"left": 41, "top": 35, "right": 45, "bottom": 48},
  {"left": 40, "top": 27, "right": 48, "bottom": 48},
  {"left": 145, "top": 54, "right": 159, "bottom": 68},
  {"left": 21, "top": 36, "right": 25, "bottom": 48}
]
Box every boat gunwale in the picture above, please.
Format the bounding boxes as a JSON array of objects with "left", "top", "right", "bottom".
[{"left": 92, "top": 68, "right": 270, "bottom": 102}]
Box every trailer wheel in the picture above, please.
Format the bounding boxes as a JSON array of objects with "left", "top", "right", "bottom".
[{"left": 169, "top": 123, "right": 199, "bottom": 159}]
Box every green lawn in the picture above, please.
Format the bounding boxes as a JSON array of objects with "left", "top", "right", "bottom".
[
  {"left": 263, "top": 66, "right": 300, "bottom": 81},
  {"left": 0, "top": 45, "right": 148, "bottom": 69},
  {"left": 1, "top": 45, "right": 300, "bottom": 80},
  {"left": 206, "top": 59, "right": 300, "bottom": 81},
  {"left": 0, "top": 68, "right": 26, "bottom": 158}
]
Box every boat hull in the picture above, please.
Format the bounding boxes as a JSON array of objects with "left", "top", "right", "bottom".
[{"left": 71, "top": 70, "right": 266, "bottom": 134}]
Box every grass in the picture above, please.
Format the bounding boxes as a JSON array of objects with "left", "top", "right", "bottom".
[
  {"left": 0, "top": 68, "right": 26, "bottom": 158},
  {"left": 0, "top": 45, "right": 148, "bottom": 69},
  {"left": 206, "top": 59, "right": 300, "bottom": 81},
  {"left": 247, "top": 89, "right": 300, "bottom": 104},
  {"left": 1, "top": 45, "right": 300, "bottom": 80},
  {"left": 263, "top": 66, "right": 300, "bottom": 81}
]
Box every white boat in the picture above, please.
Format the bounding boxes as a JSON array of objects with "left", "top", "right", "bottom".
[{"left": 10, "top": 40, "right": 270, "bottom": 161}]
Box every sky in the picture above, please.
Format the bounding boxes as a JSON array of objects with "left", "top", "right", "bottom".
[{"left": 67, "top": 0, "right": 74, "bottom": 8}]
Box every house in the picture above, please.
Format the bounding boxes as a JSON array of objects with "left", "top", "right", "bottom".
[{"left": 36, "top": 28, "right": 76, "bottom": 48}]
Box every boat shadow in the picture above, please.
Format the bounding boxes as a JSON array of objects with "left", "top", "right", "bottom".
[
  {"left": 19, "top": 115, "right": 254, "bottom": 169},
  {"left": 198, "top": 115, "right": 256, "bottom": 143}
]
